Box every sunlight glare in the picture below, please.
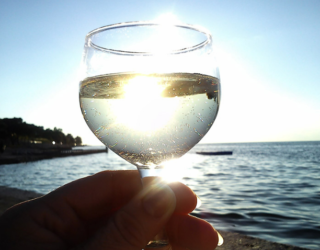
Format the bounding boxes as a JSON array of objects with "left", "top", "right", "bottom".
[
  {"left": 139, "top": 13, "right": 184, "bottom": 55},
  {"left": 122, "top": 76, "right": 162, "bottom": 100},
  {"left": 161, "top": 159, "right": 185, "bottom": 183},
  {"left": 114, "top": 76, "right": 179, "bottom": 132}
]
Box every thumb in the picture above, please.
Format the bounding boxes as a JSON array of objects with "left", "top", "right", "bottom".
[{"left": 82, "top": 183, "right": 176, "bottom": 250}]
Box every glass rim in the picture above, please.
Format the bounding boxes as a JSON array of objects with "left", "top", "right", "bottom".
[{"left": 85, "top": 21, "right": 212, "bottom": 55}]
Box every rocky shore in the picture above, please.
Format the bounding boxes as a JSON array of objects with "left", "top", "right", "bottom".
[{"left": 0, "top": 186, "right": 310, "bottom": 250}]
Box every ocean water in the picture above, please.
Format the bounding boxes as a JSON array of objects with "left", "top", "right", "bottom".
[{"left": 0, "top": 141, "right": 319, "bottom": 249}]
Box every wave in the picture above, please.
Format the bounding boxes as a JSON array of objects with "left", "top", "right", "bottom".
[
  {"left": 191, "top": 211, "right": 246, "bottom": 220},
  {"left": 246, "top": 212, "right": 299, "bottom": 220},
  {"left": 277, "top": 228, "right": 320, "bottom": 239},
  {"left": 191, "top": 211, "right": 301, "bottom": 222}
]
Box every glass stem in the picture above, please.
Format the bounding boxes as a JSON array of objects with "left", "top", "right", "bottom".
[{"left": 140, "top": 170, "right": 170, "bottom": 249}]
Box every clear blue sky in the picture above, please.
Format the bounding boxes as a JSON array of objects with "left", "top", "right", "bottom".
[{"left": 1, "top": 0, "right": 319, "bottom": 145}]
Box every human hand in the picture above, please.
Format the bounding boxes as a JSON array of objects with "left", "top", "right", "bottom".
[{"left": 0, "top": 170, "right": 220, "bottom": 250}]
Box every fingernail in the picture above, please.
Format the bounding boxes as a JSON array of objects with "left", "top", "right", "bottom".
[
  {"left": 143, "top": 184, "right": 175, "bottom": 218},
  {"left": 216, "top": 230, "right": 224, "bottom": 246},
  {"left": 196, "top": 195, "right": 202, "bottom": 208}
]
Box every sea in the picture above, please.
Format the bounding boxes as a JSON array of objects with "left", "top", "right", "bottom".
[{"left": 0, "top": 141, "right": 319, "bottom": 249}]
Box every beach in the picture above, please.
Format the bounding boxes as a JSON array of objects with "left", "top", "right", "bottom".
[{"left": 0, "top": 185, "right": 310, "bottom": 250}]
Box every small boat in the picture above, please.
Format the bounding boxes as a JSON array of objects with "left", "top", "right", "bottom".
[{"left": 196, "top": 151, "right": 233, "bottom": 156}]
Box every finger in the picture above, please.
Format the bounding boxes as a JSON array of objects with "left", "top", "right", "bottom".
[
  {"left": 85, "top": 181, "right": 197, "bottom": 238},
  {"left": 81, "top": 183, "right": 176, "bottom": 250},
  {"left": 39, "top": 170, "right": 197, "bottom": 246},
  {"left": 46, "top": 170, "right": 142, "bottom": 221},
  {"left": 45, "top": 171, "right": 197, "bottom": 222},
  {"left": 142, "top": 177, "right": 197, "bottom": 214},
  {"left": 168, "top": 182, "right": 197, "bottom": 214},
  {"left": 31, "top": 170, "right": 142, "bottom": 246},
  {"left": 166, "top": 214, "right": 219, "bottom": 250}
]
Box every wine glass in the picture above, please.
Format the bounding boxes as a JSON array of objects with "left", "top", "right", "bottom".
[{"left": 79, "top": 21, "right": 220, "bottom": 248}]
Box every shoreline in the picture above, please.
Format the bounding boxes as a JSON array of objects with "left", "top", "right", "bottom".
[
  {"left": 0, "top": 186, "right": 311, "bottom": 250},
  {"left": 0, "top": 147, "right": 108, "bottom": 165}
]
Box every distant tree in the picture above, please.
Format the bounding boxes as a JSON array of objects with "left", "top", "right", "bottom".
[
  {"left": 0, "top": 121, "right": 8, "bottom": 139},
  {"left": 0, "top": 118, "right": 81, "bottom": 147},
  {"left": 53, "top": 127, "right": 65, "bottom": 144},
  {"left": 66, "top": 134, "right": 75, "bottom": 146},
  {"left": 0, "top": 121, "right": 9, "bottom": 151},
  {"left": 54, "top": 127, "right": 63, "bottom": 133},
  {"left": 75, "top": 136, "right": 82, "bottom": 146},
  {"left": 0, "top": 118, "right": 23, "bottom": 145},
  {"left": 42, "top": 128, "right": 54, "bottom": 142}
]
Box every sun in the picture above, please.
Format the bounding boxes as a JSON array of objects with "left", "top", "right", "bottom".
[{"left": 113, "top": 75, "right": 179, "bottom": 132}]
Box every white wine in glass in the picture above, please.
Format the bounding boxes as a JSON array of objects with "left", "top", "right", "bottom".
[{"left": 79, "top": 21, "right": 220, "bottom": 248}]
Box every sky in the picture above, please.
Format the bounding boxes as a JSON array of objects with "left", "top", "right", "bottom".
[{"left": 0, "top": 0, "right": 319, "bottom": 145}]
